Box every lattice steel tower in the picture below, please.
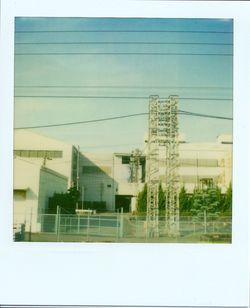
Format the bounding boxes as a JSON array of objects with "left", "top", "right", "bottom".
[
  {"left": 130, "top": 149, "right": 142, "bottom": 183},
  {"left": 146, "top": 95, "right": 180, "bottom": 237}
]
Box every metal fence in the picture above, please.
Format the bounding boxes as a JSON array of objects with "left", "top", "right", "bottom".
[
  {"left": 36, "top": 213, "right": 232, "bottom": 242},
  {"left": 40, "top": 213, "right": 123, "bottom": 241},
  {"left": 127, "top": 215, "right": 231, "bottom": 238}
]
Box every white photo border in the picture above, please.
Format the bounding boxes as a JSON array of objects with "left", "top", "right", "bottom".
[{"left": 0, "top": 0, "right": 249, "bottom": 306}]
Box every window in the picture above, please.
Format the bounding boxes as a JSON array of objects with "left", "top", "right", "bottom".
[
  {"left": 14, "top": 150, "right": 63, "bottom": 158},
  {"left": 122, "top": 156, "right": 130, "bottom": 164},
  {"left": 82, "top": 165, "right": 111, "bottom": 175},
  {"left": 180, "top": 158, "right": 218, "bottom": 167}
]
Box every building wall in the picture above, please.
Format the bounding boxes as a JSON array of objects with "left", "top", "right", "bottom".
[
  {"left": 14, "top": 158, "right": 40, "bottom": 232},
  {"left": 113, "top": 154, "right": 144, "bottom": 196},
  {"left": 79, "top": 152, "right": 115, "bottom": 211},
  {"left": 144, "top": 135, "right": 232, "bottom": 193},
  {"left": 14, "top": 158, "right": 68, "bottom": 232},
  {"left": 38, "top": 167, "right": 68, "bottom": 215},
  {"left": 178, "top": 141, "right": 232, "bottom": 192},
  {"left": 14, "top": 129, "right": 76, "bottom": 187}
]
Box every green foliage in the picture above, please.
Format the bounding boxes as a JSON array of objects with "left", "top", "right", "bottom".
[
  {"left": 81, "top": 201, "right": 107, "bottom": 212},
  {"left": 48, "top": 186, "right": 107, "bottom": 214},
  {"left": 223, "top": 182, "right": 232, "bottom": 215},
  {"left": 136, "top": 184, "right": 147, "bottom": 214},
  {"left": 136, "top": 183, "right": 166, "bottom": 215},
  {"left": 180, "top": 183, "right": 232, "bottom": 217},
  {"left": 179, "top": 186, "right": 191, "bottom": 213},
  {"left": 67, "top": 186, "right": 80, "bottom": 201},
  {"left": 158, "top": 184, "right": 166, "bottom": 211},
  {"left": 48, "top": 185, "right": 80, "bottom": 214}
]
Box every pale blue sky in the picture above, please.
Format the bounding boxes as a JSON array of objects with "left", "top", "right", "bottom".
[{"left": 14, "top": 18, "right": 233, "bottom": 152}]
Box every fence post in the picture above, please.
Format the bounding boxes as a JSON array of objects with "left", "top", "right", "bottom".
[
  {"left": 55, "top": 205, "right": 59, "bottom": 234},
  {"left": 29, "top": 208, "right": 33, "bottom": 242},
  {"left": 57, "top": 206, "right": 61, "bottom": 242},
  {"left": 135, "top": 216, "right": 138, "bottom": 237},
  {"left": 116, "top": 210, "right": 119, "bottom": 241},
  {"left": 204, "top": 210, "right": 207, "bottom": 234},
  {"left": 87, "top": 210, "right": 90, "bottom": 241},
  {"left": 77, "top": 215, "right": 80, "bottom": 234},
  {"left": 119, "top": 208, "right": 124, "bottom": 238}
]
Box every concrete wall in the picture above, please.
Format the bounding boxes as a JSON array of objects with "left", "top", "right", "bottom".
[
  {"left": 14, "top": 158, "right": 40, "bottom": 232},
  {"left": 14, "top": 158, "right": 68, "bottom": 232},
  {"left": 79, "top": 152, "right": 115, "bottom": 211},
  {"left": 178, "top": 142, "right": 232, "bottom": 192},
  {"left": 38, "top": 167, "right": 68, "bottom": 215},
  {"left": 146, "top": 138, "right": 232, "bottom": 193},
  {"left": 14, "top": 129, "right": 76, "bottom": 187}
]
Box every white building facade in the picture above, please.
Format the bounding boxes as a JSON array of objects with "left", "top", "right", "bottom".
[
  {"left": 14, "top": 157, "right": 68, "bottom": 232},
  {"left": 79, "top": 135, "right": 232, "bottom": 213},
  {"left": 178, "top": 135, "right": 232, "bottom": 193},
  {"left": 13, "top": 129, "right": 232, "bottom": 227},
  {"left": 79, "top": 152, "right": 145, "bottom": 212},
  {"left": 146, "top": 134, "right": 232, "bottom": 193},
  {"left": 14, "top": 129, "right": 79, "bottom": 188}
]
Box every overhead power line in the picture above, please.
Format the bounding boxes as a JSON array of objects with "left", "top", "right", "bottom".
[
  {"left": 16, "top": 113, "right": 148, "bottom": 129},
  {"left": 15, "top": 41, "right": 233, "bottom": 46},
  {"left": 15, "top": 29, "right": 233, "bottom": 34},
  {"left": 14, "top": 85, "right": 233, "bottom": 90},
  {"left": 15, "top": 52, "right": 233, "bottom": 56},
  {"left": 14, "top": 95, "right": 232, "bottom": 101},
  {"left": 15, "top": 110, "right": 233, "bottom": 130},
  {"left": 180, "top": 110, "right": 232, "bottom": 120}
]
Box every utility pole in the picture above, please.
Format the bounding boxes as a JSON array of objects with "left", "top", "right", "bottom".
[
  {"left": 81, "top": 185, "right": 84, "bottom": 210},
  {"left": 29, "top": 207, "right": 33, "bottom": 242},
  {"left": 130, "top": 149, "right": 142, "bottom": 183},
  {"left": 76, "top": 145, "right": 80, "bottom": 210},
  {"left": 43, "top": 152, "right": 52, "bottom": 166},
  {"left": 130, "top": 149, "right": 142, "bottom": 213}
]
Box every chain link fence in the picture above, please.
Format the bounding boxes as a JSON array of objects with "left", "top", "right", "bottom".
[
  {"left": 28, "top": 213, "right": 232, "bottom": 242},
  {"left": 40, "top": 213, "right": 123, "bottom": 241}
]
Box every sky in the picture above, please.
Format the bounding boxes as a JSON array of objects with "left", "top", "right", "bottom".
[{"left": 14, "top": 17, "right": 233, "bottom": 153}]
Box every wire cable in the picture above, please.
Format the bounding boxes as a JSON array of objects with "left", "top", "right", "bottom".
[
  {"left": 15, "top": 52, "right": 233, "bottom": 56},
  {"left": 14, "top": 85, "right": 233, "bottom": 90},
  {"left": 15, "top": 110, "right": 233, "bottom": 130},
  {"left": 15, "top": 29, "right": 233, "bottom": 34},
  {"left": 15, "top": 41, "right": 233, "bottom": 46},
  {"left": 14, "top": 95, "right": 232, "bottom": 101}
]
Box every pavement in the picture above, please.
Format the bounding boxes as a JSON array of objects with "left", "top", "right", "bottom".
[{"left": 23, "top": 231, "right": 231, "bottom": 243}]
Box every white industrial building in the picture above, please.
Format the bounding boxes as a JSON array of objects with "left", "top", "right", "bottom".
[
  {"left": 79, "top": 152, "right": 145, "bottom": 212},
  {"left": 14, "top": 129, "right": 79, "bottom": 188},
  {"left": 14, "top": 157, "right": 68, "bottom": 232},
  {"left": 178, "top": 134, "right": 232, "bottom": 193},
  {"left": 13, "top": 129, "right": 232, "bottom": 233},
  {"left": 79, "top": 134, "right": 232, "bottom": 212},
  {"left": 151, "top": 134, "right": 232, "bottom": 193},
  {"left": 13, "top": 129, "right": 79, "bottom": 232}
]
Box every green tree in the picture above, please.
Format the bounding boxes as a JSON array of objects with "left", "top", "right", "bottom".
[
  {"left": 68, "top": 186, "right": 80, "bottom": 204},
  {"left": 136, "top": 183, "right": 166, "bottom": 215},
  {"left": 179, "top": 186, "right": 191, "bottom": 214},
  {"left": 158, "top": 183, "right": 166, "bottom": 212},
  {"left": 47, "top": 185, "right": 80, "bottom": 214},
  {"left": 223, "top": 182, "right": 232, "bottom": 215},
  {"left": 189, "top": 184, "right": 225, "bottom": 218},
  {"left": 136, "top": 184, "right": 147, "bottom": 214}
]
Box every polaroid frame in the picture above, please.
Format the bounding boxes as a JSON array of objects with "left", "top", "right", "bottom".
[{"left": 0, "top": 0, "right": 249, "bottom": 306}]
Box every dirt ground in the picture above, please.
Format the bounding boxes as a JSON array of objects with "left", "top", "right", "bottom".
[{"left": 23, "top": 232, "right": 231, "bottom": 244}]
